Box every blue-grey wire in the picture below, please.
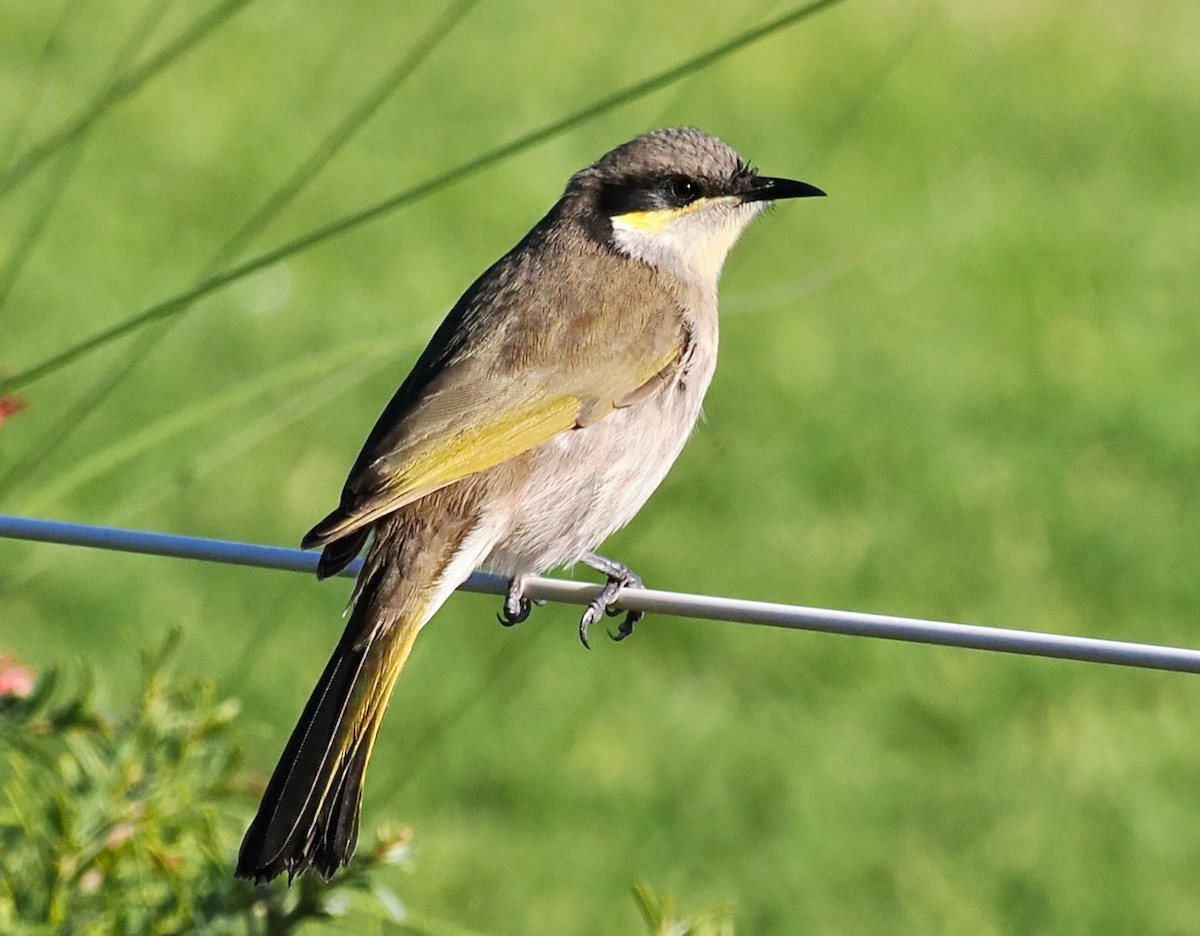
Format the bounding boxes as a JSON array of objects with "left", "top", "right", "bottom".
[{"left": 2, "top": 513, "right": 1198, "bottom": 675}]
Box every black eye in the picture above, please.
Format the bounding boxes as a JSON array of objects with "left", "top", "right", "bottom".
[{"left": 665, "top": 175, "right": 700, "bottom": 206}]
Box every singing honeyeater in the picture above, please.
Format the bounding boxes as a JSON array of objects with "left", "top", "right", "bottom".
[{"left": 236, "top": 127, "right": 823, "bottom": 882}]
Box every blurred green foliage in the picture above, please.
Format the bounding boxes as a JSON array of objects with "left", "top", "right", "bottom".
[
  {"left": 1, "top": 0, "right": 1199, "bottom": 933},
  {"left": 0, "top": 633, "right": 418, "bottom": 934},
  {"left": 633, "top": 884, "right": 733, "bottom": 936},
  {"left": 0, "top": 636, "right": 727, "bottom": 934}
]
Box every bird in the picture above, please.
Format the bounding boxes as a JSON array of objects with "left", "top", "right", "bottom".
[{"left": 235, "top": 127, "right": 824, "bottom": 883}]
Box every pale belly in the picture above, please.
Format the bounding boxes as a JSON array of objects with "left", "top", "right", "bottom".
[{"left": 481, "top": 360, "right": 713, "bottom": 577}]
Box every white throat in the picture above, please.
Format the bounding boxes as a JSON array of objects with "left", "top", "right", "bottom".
[{"left": 611, "top": 199, "right": 766, "bottom": 292}]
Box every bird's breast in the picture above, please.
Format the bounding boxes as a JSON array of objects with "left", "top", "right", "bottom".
[{"left": 482, "top": 330, "right": 717, "bottom": 576}]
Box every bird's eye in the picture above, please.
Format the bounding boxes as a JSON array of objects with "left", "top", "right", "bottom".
[{"left": 665, "top": 175, "right": 700, "bottom": 205}]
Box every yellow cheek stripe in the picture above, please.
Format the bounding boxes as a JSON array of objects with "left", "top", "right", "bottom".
[{"left": 612, "top": 196, "right": 717, "bottom": 232}]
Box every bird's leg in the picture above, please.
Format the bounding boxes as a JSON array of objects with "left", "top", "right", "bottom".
[
  {"left": 577, "top": 552, "right": 645, "bottom": 648},
  {"left": 497, "top": 575, "right": 531, "bottom": 627}
]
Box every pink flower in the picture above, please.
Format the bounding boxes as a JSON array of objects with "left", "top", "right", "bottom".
[
  {"left": 0, "top": 394, "right": 28, "bottom": 428},
  {"left": 0, "top": 653, "right": 35, "bottom": 698}
]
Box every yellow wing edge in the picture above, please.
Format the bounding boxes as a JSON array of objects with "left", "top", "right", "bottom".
[{"left": 311, "top": 343, "right": 682, "bottom": 546}]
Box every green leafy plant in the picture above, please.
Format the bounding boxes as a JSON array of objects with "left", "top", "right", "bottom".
[
  {"left": 633, "top": 884, "right": 734, "bottom": 936},
  {"left": 0, "top": 633, "right": 410, "bottom": 935},
  {"left": 0, "top": 635, "right": 717, "bottom": 935}
]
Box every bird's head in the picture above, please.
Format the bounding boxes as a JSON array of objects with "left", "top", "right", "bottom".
[{"left": 570, "top": 127, "right": 824, "bottom": 289}]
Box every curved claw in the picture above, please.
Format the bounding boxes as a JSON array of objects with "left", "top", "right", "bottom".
[
  {"left": 576, "top": 554, "right": 647, "bottom": 648},
  {"left": 497, "top": 607, "right": 528, "bottom": 627},
  {"left": 498, "top": 578, "right": 531, "bottom": 627},
  {"left": 578, "top": 579, "right": 623, "bottom": 649},
  {"left": 607, "top": 610, "right": 642, "bottom": 642}
]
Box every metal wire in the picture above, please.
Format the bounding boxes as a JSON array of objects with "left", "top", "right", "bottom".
[{"left": 3, "top": 513, "right": 1199, "bottom": 675}]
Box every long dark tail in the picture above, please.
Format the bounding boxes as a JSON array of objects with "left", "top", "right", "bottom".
[
  {"left": 238, "top": 483, "right": 486, "bottom": 883},
  {"left": 235, "top": 549, "right": 424, "bottom": 883}
]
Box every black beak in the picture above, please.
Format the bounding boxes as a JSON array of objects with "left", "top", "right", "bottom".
[{"left": 741, "top": 175, "right": 826, "bottom": 203}]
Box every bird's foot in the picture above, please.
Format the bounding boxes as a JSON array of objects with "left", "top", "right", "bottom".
[
  {"left": 497, "top": 576, "right": 532, "bottom": 627},
  {"left": 578, "top": 552, "right": 645, "bottom": 649}
]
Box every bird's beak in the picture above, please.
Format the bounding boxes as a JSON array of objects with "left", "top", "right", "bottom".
[{"left": 740, "top": 176, "right": 826, "bottom": 203}]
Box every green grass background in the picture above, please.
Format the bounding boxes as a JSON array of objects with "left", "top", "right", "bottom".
[{"left": 3, "top": 0, "right": 1200, "bottom": 932}]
